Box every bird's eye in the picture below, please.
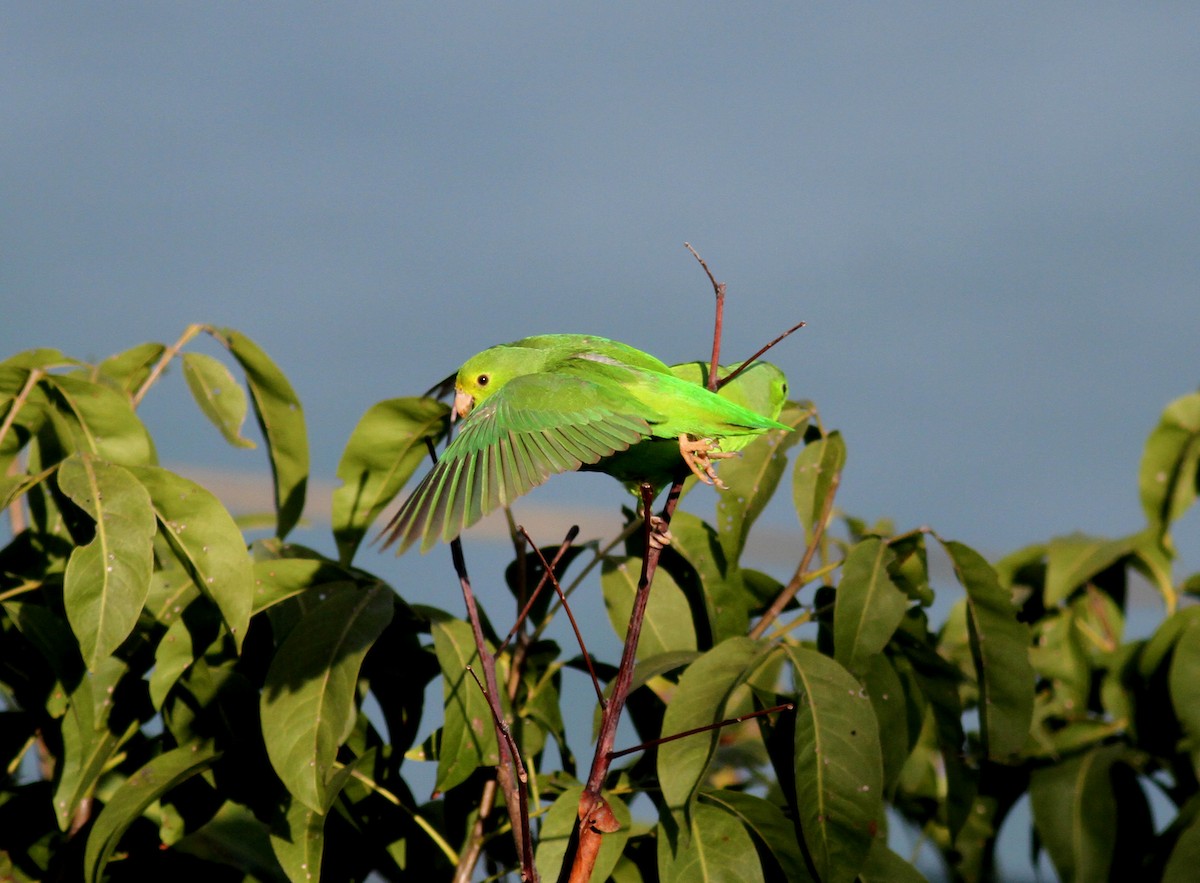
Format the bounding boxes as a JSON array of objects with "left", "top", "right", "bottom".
[{"left": 477, "top": 374, "right": 489, "bottom": 387}]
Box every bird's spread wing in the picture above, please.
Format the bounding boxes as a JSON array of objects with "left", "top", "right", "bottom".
[{"left": 381, "top": 373, "right": 656, "bottom": 553}]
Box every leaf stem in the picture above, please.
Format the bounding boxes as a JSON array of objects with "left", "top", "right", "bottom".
[{"left": 131, "top": 323, "right": 205, "bottom": 407}]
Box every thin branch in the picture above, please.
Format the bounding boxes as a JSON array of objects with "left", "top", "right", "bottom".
[
  {"left": 466, "top": 664, "right": 535, "bottom": 878},
  {"left": 131, "top": 323, "right": 205, "bottom": 407},
  {"left": 608, "top": 702, "right": 796, "bottom": 760},
  {"left": 448, "top": 535, "right": 537, "bottom": 883},
  {"left": 569, "top": 480, "right": 681, "bottom": 883},
  {"left": 500, "top": 525, "right": 580, "bottom": 654},
  {"left": 517, "top": 526, "right": 606, "bottom": 707},
  {"left": 684, "top": 242, "right": 725, "bottom": 390},
  {"left": 717, "top": 320, "right": 807, "bottom": 390},
  {"left": 0, "top": 367, "right": 42, "bottom": 455},
  {"left": 750, "top": 469, "right": 840, "bottom": 639}
]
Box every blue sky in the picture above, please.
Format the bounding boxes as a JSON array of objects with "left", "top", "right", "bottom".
[{"left": 6, "top": 4, "right": 1197, "bottom": 570}]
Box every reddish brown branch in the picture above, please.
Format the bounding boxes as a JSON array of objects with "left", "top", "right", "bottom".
[
  {"left": 499, "top": 525, "right": 581, "bottom": 654},
  {"left": 517, "top": 526, "right": 606, "bottom": 707},
  {"left": 569, "top": 481, "right": 682, "bottom": 882},
  {"left": 608, "top": 702, "right": 796, "bottom": 760},
  {"left": 717, "top": 320, "right": 807, "bottom": 390},
  {"left": 685, "top": 242, "right": 725, "bottom": 391}
]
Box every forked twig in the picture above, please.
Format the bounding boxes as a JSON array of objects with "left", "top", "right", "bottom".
[
  {"left": 499, "top": 525, "right": 581, "bottom": 654},
  {"left": 685, "top": 242, "right": 725, "bottom": 391},
  {"left": 717, "top": 320, "right": 807, "bottom": 389},
  {"left": 517, "top": 527, "right": 606, "bottom": 707}
]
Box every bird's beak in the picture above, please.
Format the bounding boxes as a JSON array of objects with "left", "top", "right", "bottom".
[{"left": 453, "top": 389, "right": 474, "bottom": 422}]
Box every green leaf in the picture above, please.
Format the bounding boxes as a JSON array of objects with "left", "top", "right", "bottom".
[
  {"left": 658, "top": 638, "right": 773, "bottom": 811},
  {"left": 262, "top": 584, "right": 394, "bottom": 812},
  {"left": 128, "top": 465, "right": 255, "bottom": 650},
  {"left": 785, "top": 646, "right": 883, "bottom": 883},
  {"left": 834, "top": 537, "right": 908, "bottom": 673},
  {"left": 536, "top": 786, "right": 631, "bottom": 882},
  {"left": 715, "top": 402, "right": 808, "bottom": 565},
  {"left": 667, "top": 511, "right": 743, "bottom": 642},
  {"left": 431, "top": 617, "right": 500, "bottom": 793},
  {"left": 83, "top": 741, "right": 221, "bottom": 883},
  {"left": 1164, "top": 808, "right": 1200, "bottom": 883},
  {"left": 181, "top": 351, "right": 256, "bottom": 449},
  {"left": 96, "top": 342, "right": 165, "bottom": 394},
  {"left": 58, "top": 454, "right": 155, "bottom": 669},
  {"left": 1139, "top": 390, "right": 1200, "bottom": 542},
  {"left": 658, "top": 800, "right": 766, "bottom": 883},
  {"left": 792, "top": 431, "right": 846, "bottom": 547},
  {"left": 603, "top": 555, "right": 697, "bottom": 659},
  {"left": 858, "top": 837, "right": 926, "bottom": 882},
  {"left": 331, "top": 397, "right": 449, "bottom": 565},
  {"left": 270, "top": 793, "right": 327, "bottom": 883},
  {"left": 1043, "top": 532, "right": 1134, "bottom": 607},
  {"left": 54, "top": 657, "right": 140, "bottom": 830},
  {"left": 148, "top": 615, "right": 196, "bottom": 710},
  {"left": 1030, "top": 744, "right": 1153, "bottom": 882},
  {"left": 699, "top": 789, "right": 813, "bottom": 881},
  {"left": 858, "top": 654, "right": 911, "bottom": 793},
  {"left": 42, "top": 374, "right": 155, "bottom": 465},
  {"left": 213, "top": 327, "right": 309, "bottom": 539},
  {"left": 1169, "top": 615, "right": 1200, "bottom": 776},
  {"left": 170, "top": 801, "right": 280, "bottom": 879},
  {"left": 940, "top": 538, "right": 1034, "bottom": 760}
]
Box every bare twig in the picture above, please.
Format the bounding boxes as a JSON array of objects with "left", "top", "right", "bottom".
[
  {"left": 685, "top": 242, "right": 725, "bottom": 390},
  {"left": 448, "top": 536, "right": 537, "bottom": 882},
  {"left": 717, "top": 320, "right": 807, "bottom": 390},
  {"left": 608, "top": 702, "right": 796, "bottom": 760},
  {"left": 749, "top": 470, "right": 840, "bottom": 639},
  {"left": 500, "top": 525, "right": 581, "bottom": 654},
  {"left": 517, "top": 526, "right": 606, "bottom": 707}
]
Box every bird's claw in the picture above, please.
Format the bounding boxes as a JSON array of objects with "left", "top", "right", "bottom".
[
  {"left": 678, "top": 435, "right": 736, "bottom": 489},
  {"left": 648, "top": 515, "right": 673, "bottom": 549}
]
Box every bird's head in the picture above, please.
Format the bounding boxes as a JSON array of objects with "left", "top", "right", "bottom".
[{"left": 453, "top": 344, "right": 541, "bottom": 420}]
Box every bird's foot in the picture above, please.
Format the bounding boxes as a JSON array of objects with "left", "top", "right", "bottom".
[
  {"left": 648, "top": 515, "right": 673, "bottom": 549},
  {"left": 678, "top": 435, "right": 736, "bottom": 489}
]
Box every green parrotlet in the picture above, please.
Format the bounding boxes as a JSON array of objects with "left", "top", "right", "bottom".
[{"left": 381, "top": 334, "right": 790, "bottom": 554}]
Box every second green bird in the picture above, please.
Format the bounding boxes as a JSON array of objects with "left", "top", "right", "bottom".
[{"left": 381, "top": 333, "right": 790, "bottom": 554}]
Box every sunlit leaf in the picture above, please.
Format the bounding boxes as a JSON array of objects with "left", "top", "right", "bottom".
[
  {"left": 940, "top": 538, "right": 1034, "bottom": 760},
  {"left": 331, "top": 397, "right": 449, "bottom": 565},
  {"left": 83, "top": 741, "right": 221, "bottom": 883},
  {"left": 54, "top": 657, "right": 139, "bottom": 830},
  {"left": 658, "top": 799, "right": 766, "bottom": 883},
  {"left": 270, "top": 793, "right": 327, "bottom": 883},
  {"left": 1030, "top": 744, "right": 1153, "bottom": 882},
  {"left": 431, "top": 617, "right": 500, "bottom": 794},
  {"left": 792, "top": 431, "right": 846, "bottom": 547},
  {"left": 785, "top": 645, "right": 883, "bottom": 883},
  {"left": 658, "top": 637, "right": 773, "bottom": 811},
  {"left": 128, "top": 465, "right": 255, "bottom": 650},
  {"left": 262, "top": 584, "right": 394, "bottom": 812},
  {"left": 834, "top": 537, "right": 908, "bottom": 673},
  {"left": 181, "top": 351, "right": 256, "bottom": 449},
  {"left": 700, "top": 789, "right": 813, "bottom": 881},
  {"left": 42, "top": 374, "right": 155, "bottom": 465},
  {"left": 96, "top": 342, "right": 165, "bottom": 395},
  {"left": 1043, "top": 532, "right": 1134, "bottom": 607},
  {"left": 213, "top": 327, "right": 308, "bottom": 539},
  {"left": 1139, "top": 390, "right": 1200, "bottom": 543},
  {"left": 715, "top": 402, "right": 808, "bottom": 565},
  {"left": 58, "top": 454, "right": 155, "bottom": 669},
  {"left": 603, "top": 555, "right": 697, "bottom": 659}
]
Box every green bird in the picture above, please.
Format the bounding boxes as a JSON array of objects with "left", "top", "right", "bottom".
[{"left": 381, "top": 334, "right": 791, "bottom": 554}]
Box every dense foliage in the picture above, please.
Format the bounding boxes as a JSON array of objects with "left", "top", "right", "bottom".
[{"left": 1, "top": 325, "right": 1198, "bottom": 881}]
